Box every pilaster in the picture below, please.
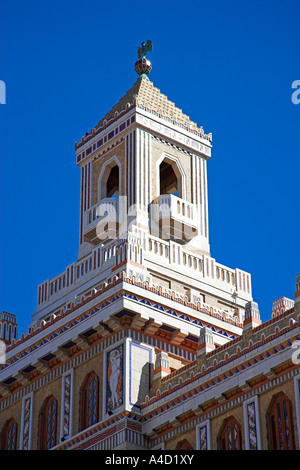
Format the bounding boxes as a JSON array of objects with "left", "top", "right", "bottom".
[{"left": 243, "top": 301, "right": 261, "bottom": 331}]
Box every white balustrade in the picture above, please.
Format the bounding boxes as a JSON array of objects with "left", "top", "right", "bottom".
[
  {"left": 85, "top": 197, "right": 119, "bottom": 228},
  {"left": 37, "top": 224, "right": 251, "bottom": 315},
  {"left": 156, "top": 194, "right": 198, "bottom": 226}
]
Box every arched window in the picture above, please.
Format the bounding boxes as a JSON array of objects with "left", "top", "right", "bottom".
[
  {"left": 157, "top": 155, "right": 185, "bottom": 200},
  {"left": 40, "top": 396, "right": 58, "bottom": 450},
  {"left": 1, "top": 419, "right": 17, "bottom": 450},
  {"left": 81, "top": 372, "right": 99, "bottom": 430},
  {"left": 218, "top": 416, "right": 242, "bottom": 450},
  {"left": 176, "top": 439, "right": 193, "bottom": 450},
  {"left": 267, "top": 393, "right": 295, "bottom": 450},
  {"left": 160, "top": 161, "right": 179, "bottom": 196},
  {"left": 106, "top": 165, "right": 119, "bottom": 198},
  {"left": 99, "top": 159, "right": 120, "bottom": 201}
]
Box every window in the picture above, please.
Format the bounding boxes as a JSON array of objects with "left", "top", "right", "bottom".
[
  {"left": 40, "top": 396, "right": 58, "bottom": 450},
  {"left": 159, "top": 161, "right": 179, "bottom": 196},
  {"left": 99, "top": 159, "right": 120, "bottom": 200},
  {"left": 106, "top": 165, "right": 119, "bottom": 198},
  {"left": 81, "top": 372, "right": 99, "bottom": 430},
  {"left": 1, "top": 419, "right": 17, "bottom": 450},
  {"left": 267, "top": 393, "right": 295, "bottom": 450},
  {"left": 176, "top": 439, "right": 193, "bottom": 450},
  {"left": 218, "top": 416, "right": 242, "bottom": 450}
]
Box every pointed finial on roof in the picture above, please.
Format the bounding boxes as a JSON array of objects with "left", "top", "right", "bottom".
[{"left": 135, "top": 40, "right": 153, "bottom": 78}]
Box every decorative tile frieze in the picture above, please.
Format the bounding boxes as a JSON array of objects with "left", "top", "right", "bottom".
[
  {"left": 196, "top": 419, "right": 211, "bottom": 450},
  {"left": 148, "top": 368, "right": 299, "bottom": 447},
  {"left": 137, "top": 113, "right": 211, "bottom": 158},
  {"left": 243, "top": 395, "right": 261, "bottom": 450},
  {"left": 53, "top": 413, "right": 142, "bottom": 451},
  {"left": 2, "top": 277, "right": 244, "bottom": 377}
]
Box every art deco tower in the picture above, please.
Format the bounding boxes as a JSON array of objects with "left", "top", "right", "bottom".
[
  {"left": 6, "top": 43, "right": 296, "bottom": 453},
  {"left": 34, "top": 41, "right": 252, "bottom": 333}
]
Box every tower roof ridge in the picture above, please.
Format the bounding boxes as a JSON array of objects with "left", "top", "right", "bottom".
[{"left": 94, "top": 77, "right": 144, "bottom": 130}]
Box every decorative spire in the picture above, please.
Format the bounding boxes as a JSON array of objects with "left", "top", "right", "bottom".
[
  {"left": 197, "top": 326, "right": 215, "bottom": 356},
  {"left": 134, "top": 40, "right": 153, "bottom": 78},
  {"left": 243, "top": 301, "right": 261, "bottom": 330}
]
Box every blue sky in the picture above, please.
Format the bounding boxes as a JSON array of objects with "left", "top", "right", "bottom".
[{"left": 0, "top": 0, "right": 299, "bottom": 336}]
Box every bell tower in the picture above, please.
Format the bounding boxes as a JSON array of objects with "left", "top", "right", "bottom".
[
  {"left": 34, "top": 40, "right": 252, "bottom": 342},
  {"left": 2, "top": 41, "right": 297, "bottom": 453},
  {"left": 76, "top": 40, "right": 212, "bottom": 264}
]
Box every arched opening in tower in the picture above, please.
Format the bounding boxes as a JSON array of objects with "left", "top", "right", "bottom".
[
  {"left": 159, "top": 161, "right": 178, "bottom": 196},
  {"left": 106, "top": 165, "right": 119, "bottom": 198}
]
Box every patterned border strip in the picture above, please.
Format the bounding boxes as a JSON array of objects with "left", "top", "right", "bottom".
[
  {"left": 1, "top": 318, "right": 299, "bottom": 414},
  {"left": 75, "top": 103, "right": 135, "bottom": 151},
  {"left": 246, "top": 401, "right": 258, "bottom": 450},
  {"left": 160, "top": 322, "right": 300, "bottom": 384},
  {"left": 149, "top": 368, "right": 300, "bottom": 447},
  {"left": 123, "top": 290, "right": 237, "bottom": 339},
  {"left": 141, "top": 333, "right": 300, "bottom": 414},
  {"left": 72, "top": 421, "right": 126, "bottom": 450},
  {"left": 0, "top": 328, "right": 194, "bottom": 410},
  {"left": 75, "top": 93, "right": 210, "bottom": 153},
  {"left": 53, "top": 414, "right": 142, "bottom": 451},
  {"left": 2, "top": 279, "right": 241, "bottom": 372},
  {"left": 5, "top": 266, "right": 296, "bottom": 366},
  {"left": 21, "top": 395, "right": 32, "bottom": 450},
  {"left": 86, "top": 428, "right": 147, "bottom": 450}
]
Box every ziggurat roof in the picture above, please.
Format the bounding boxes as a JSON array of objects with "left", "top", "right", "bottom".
[
  {"left": 95, "top": 76, "right": 200, "bottom": 131},
  {"left": 76, "top": 76, "right": 211, "bottom": 150}
]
